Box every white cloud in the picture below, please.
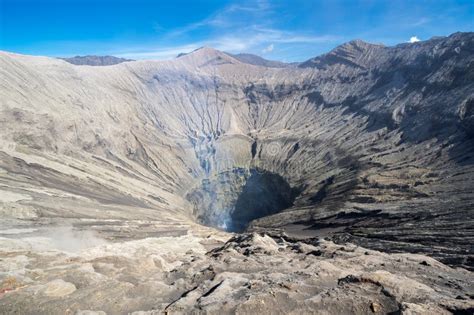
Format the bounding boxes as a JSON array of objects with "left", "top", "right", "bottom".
[
  {"left": 409, "top": 17, "right": 430, "bottom": 27},
  {"left": 165, "top": 1, "right": 272, "bottom": 38},
  {"left": 113, "top": 1, "right": 341, "bottom": 61},
  {"left": 262, "top": 44, "right": 274, "bottom": 53},
  {"left": 409, "top": 36, "right": 420, "bottom": 43}
]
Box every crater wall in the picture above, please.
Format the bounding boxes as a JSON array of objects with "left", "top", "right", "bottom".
[{"left": 0, "top": 32, "right": 473, "bottom": 269}]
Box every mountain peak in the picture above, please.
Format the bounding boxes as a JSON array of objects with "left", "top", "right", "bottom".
[
  {"left": 336, "top": 39, "right": 385, "bottom": 53},
  {"left": 175, "top": 46, "right": 240, "bottom": 67},
  {"left": 345, "top": 39, "right": 379, "bottom": 47},
  {"left": 299, "top": 39, "right": 385, "bottom": 69},
  {"left": 177, "top": 46, "right": 226, "bottom": 58}
]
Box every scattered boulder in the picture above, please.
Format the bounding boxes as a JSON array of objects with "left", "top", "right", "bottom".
[{"left": 43, "top": 279, "right": 77, "bottom": 297}]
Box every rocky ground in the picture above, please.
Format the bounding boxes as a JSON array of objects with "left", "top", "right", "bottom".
[
  {"left": 0, "top": 222, "right": 473, "bottom": 314},
  {"left": 1, "top": 32, "right": 473, "bottom": 313}
]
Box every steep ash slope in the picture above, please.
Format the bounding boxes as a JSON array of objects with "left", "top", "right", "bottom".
[{"left": 0, "top": 32, "right": 473, "bottom": 274}]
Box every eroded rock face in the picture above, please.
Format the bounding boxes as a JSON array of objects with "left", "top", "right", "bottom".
[
  {"left": 0, "top": 32, "right": 474, "bottom": 313},
  {"left": 459, "top": 98, "right": 474, "bottom": 137}
]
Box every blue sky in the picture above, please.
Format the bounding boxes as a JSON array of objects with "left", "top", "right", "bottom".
[{"left": 0, "top": 0, "right": 473, "bottom": 62}]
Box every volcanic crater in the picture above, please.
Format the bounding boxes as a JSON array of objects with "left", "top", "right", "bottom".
[{"left": 0, "top": 32, "right": 473, "bottom": 314}]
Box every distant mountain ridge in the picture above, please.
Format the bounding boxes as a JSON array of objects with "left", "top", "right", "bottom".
[
  {"left": 225, "top": 53, "right": 295, "bottom": 68},
  {"left": 59, "top": 55, "right": 133, "bottom": 66},
  {"left": 177, "top": 48, "right": 294, "bottom": 68}
]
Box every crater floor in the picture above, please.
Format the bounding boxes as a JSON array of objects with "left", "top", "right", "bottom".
[{"left": 1, "top": 32, "right": 474, "bottom": 314}]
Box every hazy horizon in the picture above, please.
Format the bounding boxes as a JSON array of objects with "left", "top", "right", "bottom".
[{"left": 1, "top": 32, "right": 471, "bottom": 64}]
